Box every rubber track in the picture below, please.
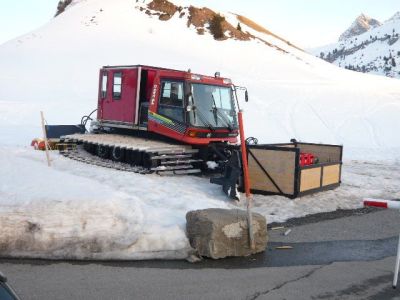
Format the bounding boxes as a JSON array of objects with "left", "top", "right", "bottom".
[
  {"left": 59, "top": 134, "right": 203, "bottom": 175},
  {"left": 60, "top": 145, "right": 150, "bottom": 174}
]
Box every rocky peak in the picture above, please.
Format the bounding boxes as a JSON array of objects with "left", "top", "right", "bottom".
[
  {"left": 339, "top": 14, "right": 382, "bottom": 41},
  {"left": 386, "top": 11, "right": 400, "bottom": 23}
]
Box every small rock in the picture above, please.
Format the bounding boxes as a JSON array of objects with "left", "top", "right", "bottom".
[{"left": 186, "top": 254, "right": 202, "bottom": 263}]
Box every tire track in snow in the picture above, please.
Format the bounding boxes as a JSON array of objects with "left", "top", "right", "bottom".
[{"left": 306, "top": 101, "right": 338, "bottom": 142}]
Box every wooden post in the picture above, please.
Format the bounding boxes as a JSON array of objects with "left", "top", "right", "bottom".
[
  {"left": 40, "top": 111, "right": 51, "bottom": 167},
  {"left": 238, "top": 109, "right": 255, "bottom": 250}
]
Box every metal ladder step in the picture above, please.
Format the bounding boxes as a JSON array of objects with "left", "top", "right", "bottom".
[
  {"left": 160, "top": 159, "right": 203, "bottom": 165},
  {"left": 151, "top": 165, "right": 193, "bottom": 172},
  {"left": 151, "top": 154, "right": 193, "bottom": 160},
  {"left": 158, "top": 169, "right": 201, "bottom": 176},
  {"left": 152, "top": 149, "right": 199, "bottom": 155}
]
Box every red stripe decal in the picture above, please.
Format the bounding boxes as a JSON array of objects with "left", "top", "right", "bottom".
[{"left": 363, "top": 201, "right": 388, "bottom": 208}]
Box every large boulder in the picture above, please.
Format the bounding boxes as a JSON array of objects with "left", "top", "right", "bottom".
[{"left": 186, "top": 208, "right": 267, "bottom": 259}]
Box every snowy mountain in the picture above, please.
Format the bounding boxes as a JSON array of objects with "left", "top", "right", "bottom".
[
  {"left": 339, "top": 14, "right": 381, "bottom": 41},
  {"left": 311, "top": 12, "right": 400, "bottom": 78}
]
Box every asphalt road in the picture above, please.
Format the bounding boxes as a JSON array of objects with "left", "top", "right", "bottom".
[{"left": 2, "top": 209, "right": 400, "bottom": 300}]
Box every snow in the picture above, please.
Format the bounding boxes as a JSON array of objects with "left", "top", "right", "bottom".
[
  {"left": 0, "top": 146, "right": 230, "bottom": 259},
  {"left": 1, "top": 146, "right": 398, "bottom": 260},
  {"left": 0, "top": 0, "right": 399, "bottom": 260},
  {"left": 206, "top": 161, "right": 218, "bottom": 170}
]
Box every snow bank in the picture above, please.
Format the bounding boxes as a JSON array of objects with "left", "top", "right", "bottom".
[
  {"left": 0, "top": 147, "right": 144, "bottom": 259},
  {"left": 0, "top": 147, "right": 398, "bottom": 259},
  {"left": 0, "top": 147, "right": 232, "bottom": 259}
]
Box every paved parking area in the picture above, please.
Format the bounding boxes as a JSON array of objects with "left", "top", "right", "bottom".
[{"left": 2, "top": 209, "right": 400, "bottom": 299}]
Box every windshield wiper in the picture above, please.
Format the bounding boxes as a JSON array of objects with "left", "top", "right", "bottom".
[
  {"left": 211, "top": 94, "right": 234, "bottom": 131},
  {"left": 190, "top": 92, "right": 216, "bottom": 131},
  {"left": 216, "top": 109, "right": 234, "bottom": 131},
  {"left": 196, "top": 107, "right": 216, "bottom": 131}
]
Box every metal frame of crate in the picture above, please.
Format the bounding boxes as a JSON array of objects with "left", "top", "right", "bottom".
[{"left": 247, "top": 142, "right": 343, "bottom": 198}]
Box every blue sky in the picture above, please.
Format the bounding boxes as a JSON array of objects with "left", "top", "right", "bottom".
[
  {"left": 0, "top": 0, "right": 59, "bottom": 44},
  {"left": 0, "top": 0, "right": 399, "bottom": 47}
]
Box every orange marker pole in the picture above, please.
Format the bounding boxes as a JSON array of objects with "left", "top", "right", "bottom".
[
  {"left": 238, "top": 109, "right": 255, "bottom": 250},
  {"left": 40, "top": 111, "right": 51, "bottom": 167}
]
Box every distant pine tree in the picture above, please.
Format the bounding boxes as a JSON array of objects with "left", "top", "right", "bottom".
[
  {"left": 237, "top": 23, "right": 242, "bottom": 31},
  {"left": 55, "top": 0, "right": 72, "bottom": 16},
  {"left": 384, "top": 56, "right": 388, "bottom": 64}
]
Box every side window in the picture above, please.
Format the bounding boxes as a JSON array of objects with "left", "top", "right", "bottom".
[
  {"left": 113, "top": 72, "right": 122, "bottom": 99},
  {"left": 101, "top": 72, "right": 108, "bottom": 99},
  {"left": 160, "top": 82, "right": 183, "bottom": 106},
  {"left": 158, "top": 81, "right": 184, "bottom": 122}
]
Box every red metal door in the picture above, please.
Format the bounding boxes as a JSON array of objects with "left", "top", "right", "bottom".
[{"left": 100, "top": 68, "right": 138, "bottom": 125}]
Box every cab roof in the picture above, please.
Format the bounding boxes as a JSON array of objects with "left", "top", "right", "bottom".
[{"left": 101, "top": 65, "right": 232, "bottom": 83}]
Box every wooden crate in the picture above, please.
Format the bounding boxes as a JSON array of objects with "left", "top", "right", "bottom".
[{"left": 247, "top": 142, "right": 343, "bottom": 198}]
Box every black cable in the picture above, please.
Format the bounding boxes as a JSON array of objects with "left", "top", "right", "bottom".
[{"left": 81, "top": 108, "right": 97, "bottom": 131}]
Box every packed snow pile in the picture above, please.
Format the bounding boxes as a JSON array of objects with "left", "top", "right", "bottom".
[
  {"left": 312, "top": 12, "right": 400, "bottom": 78},
  {"left": 0, "top": 0, "right": 399, "bottom": 260},
  {"left": 1, "top": 147, "right": 398, "bottom": 260},
  {"left": 0, "top": 147, "right": 230, "bottom": 259}
]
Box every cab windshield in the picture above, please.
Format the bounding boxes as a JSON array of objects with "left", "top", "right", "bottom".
[{"left": 189, "top": 84, "right": 237, "bottom": 129}]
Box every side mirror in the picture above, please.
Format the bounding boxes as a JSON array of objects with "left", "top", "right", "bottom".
[{"left": 245, "top": 90, "right": 249, "bottom": 102}]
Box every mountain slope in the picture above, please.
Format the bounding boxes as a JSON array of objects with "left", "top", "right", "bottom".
[
  {"left": 311, "top": 12, "right": 400, "bottom": 78},
  {"left": 0, "top": 0, "right": 399, "bottom": 156}
]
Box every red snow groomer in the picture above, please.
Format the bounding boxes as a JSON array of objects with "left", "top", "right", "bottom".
[
  {"left": 95, "top": 65, "right": 239, "bottom": 145},
  {"left": 58, "top": 64, "right": 343, "bottom": 199}
]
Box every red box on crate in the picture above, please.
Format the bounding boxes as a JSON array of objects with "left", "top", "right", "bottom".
[{"left": 300, "top": 153, "right": 314, "bottom": 166}]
